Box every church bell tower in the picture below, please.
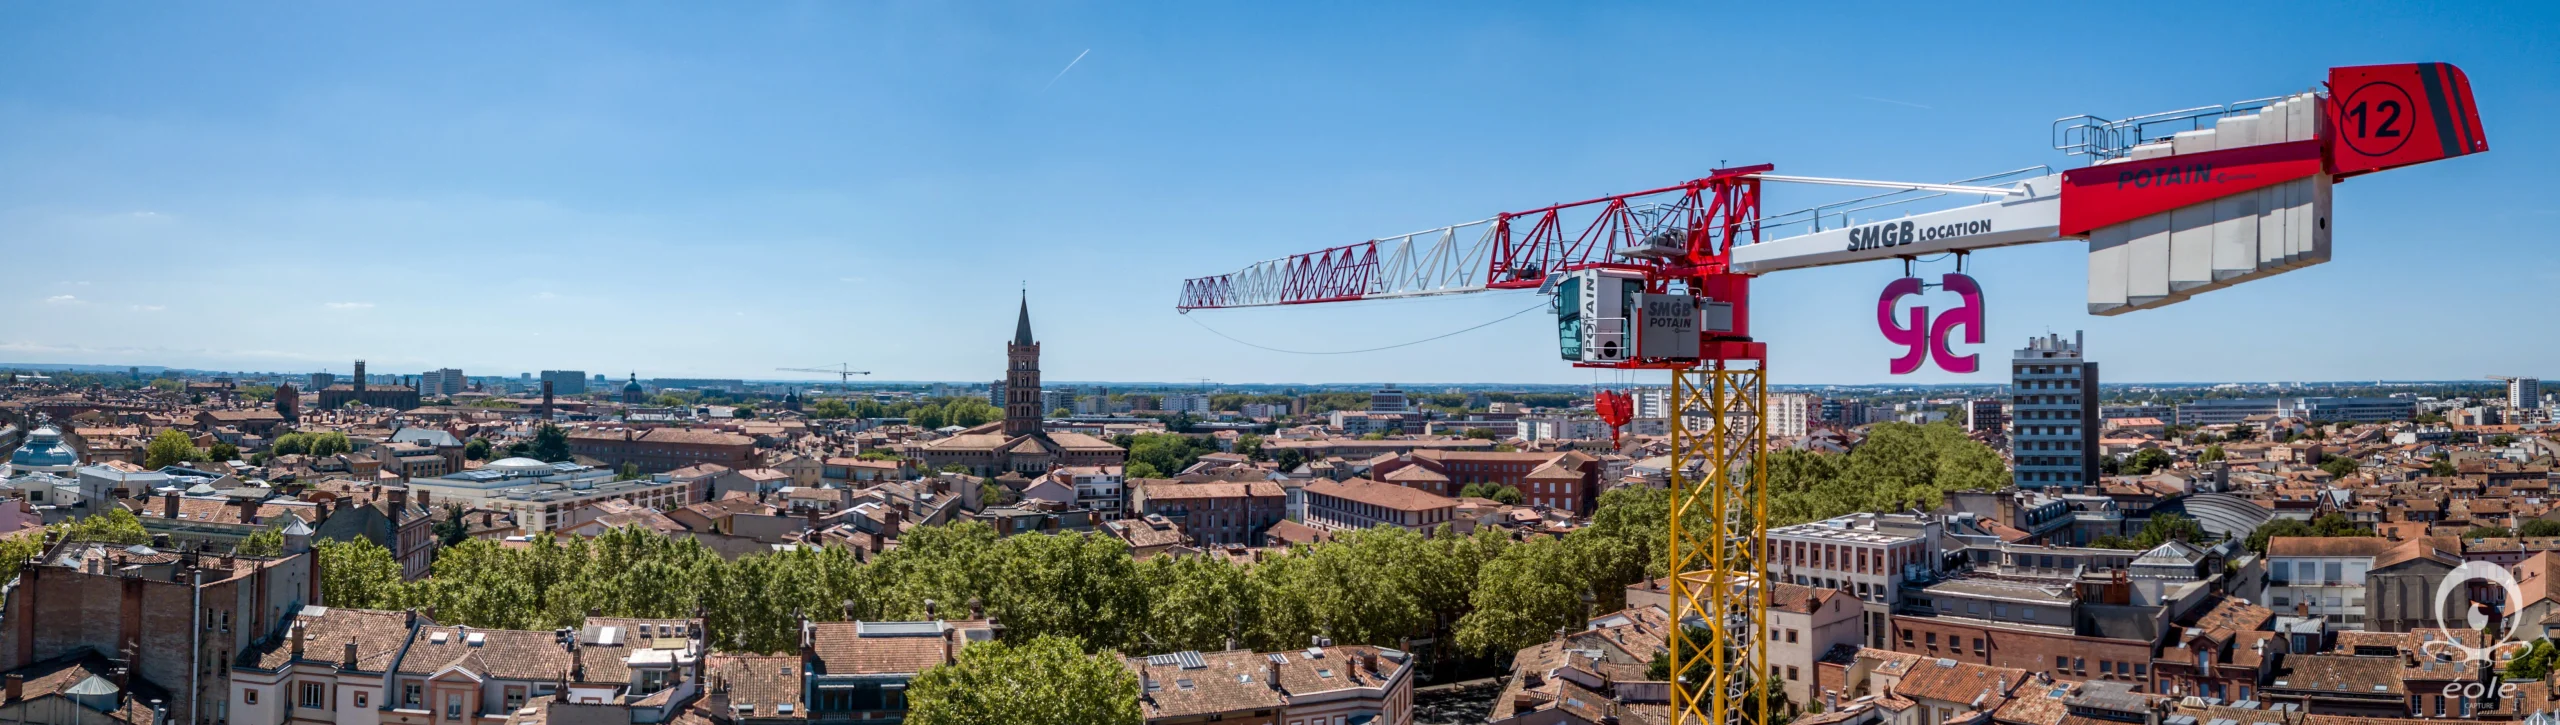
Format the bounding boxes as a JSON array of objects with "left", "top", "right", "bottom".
[{"left": 1004, "top": 293, "right": 1043, "bottom": 437}]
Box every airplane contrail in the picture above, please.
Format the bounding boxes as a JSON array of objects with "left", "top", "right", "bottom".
[{"left": 1040, "top": 49, "right": 1090, "bottom": 93}]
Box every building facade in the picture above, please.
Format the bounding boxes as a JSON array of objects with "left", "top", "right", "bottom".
[
  {"left": 1130, "top": 481, "right": 1286, "bottom": 546},
  {"left": 539, "top": 370, "right": 588, "bottom": 396},
  {"left": 566, "top": 428, "right": 759, "bottom": 474},
  {"left": 2010, "top": 332, "right": 2099, "bottom": 490}
]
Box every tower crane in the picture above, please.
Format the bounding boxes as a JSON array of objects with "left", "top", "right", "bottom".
[
  {"left": 776, "top": 364, "right": 873, "bottom": 385},
  {"left": 1174, "top": 63, "right": 2486, "bottom": 725}
]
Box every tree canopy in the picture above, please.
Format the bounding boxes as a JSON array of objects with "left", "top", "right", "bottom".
[
  {"left": 904, "top": 635, "right": 1140, "bottom": 725},
  {"left": 1766, "top": 422, "right": 2006, "bottom": 526},
  {"left": 144, "top": 429, "right": 199, "bottom": 469}
]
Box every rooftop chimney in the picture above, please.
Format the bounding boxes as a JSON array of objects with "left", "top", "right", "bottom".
[
  {"left": 290, "top": 622, "right": 305, "bottom": 660},
  {"left": 4, "top": 674, "right": 19, "bottom": 702},
  {"left": 344, "top": 638, "right": 360, "bottom": 668}
]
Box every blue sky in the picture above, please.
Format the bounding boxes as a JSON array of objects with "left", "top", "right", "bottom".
[{"left": 1, "top": 1, "right": 2551, "bottom": 386}]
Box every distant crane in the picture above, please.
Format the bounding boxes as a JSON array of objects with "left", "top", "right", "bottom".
[{"left": 776, "top": 365, "right": 873, "bottom": 385}]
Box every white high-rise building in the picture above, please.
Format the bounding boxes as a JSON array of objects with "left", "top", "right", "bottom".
[
  {"left": 1769, "top": 393, "right": 1819, "bottom": 438},
  {"left": 2509, "top": 377, "right": 2542, "bottom": 410},
  {"left": 418, "top": 368, "right": 466, "bottom": 397}
]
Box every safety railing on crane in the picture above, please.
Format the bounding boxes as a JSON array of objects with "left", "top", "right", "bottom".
[{"left": 2051, "top": 96, "right": 2289, "bottom": 160}]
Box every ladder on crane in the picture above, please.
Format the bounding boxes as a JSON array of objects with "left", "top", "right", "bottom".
[{"left": 1173, "top": 63, "right": 2485, "bottom": 725}]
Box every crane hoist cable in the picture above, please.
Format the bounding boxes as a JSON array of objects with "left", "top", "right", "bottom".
[{"left": 1180, "top": 300, "right": 1549, "bottom": 355}]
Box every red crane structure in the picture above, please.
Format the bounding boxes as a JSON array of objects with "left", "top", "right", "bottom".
[{"left": 1176, "top": 63, "right": 2485, "bottom": 725}]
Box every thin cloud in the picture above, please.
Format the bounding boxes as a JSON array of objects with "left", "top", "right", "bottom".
[
  {"left": 1856, "top": 95, "right": 1933, "bottom": 110},
  {"left": 324, "top": 301, "right": 375, "bottom": 310},
  {"left": 42, "top": 295, "right": 79, "bottom": 305},
  {"left": 1039, "top": 49, "right": 1090, "bottom": 93},
  {"left": 129, "top": 304, "right": 166, "bottom": 312}
]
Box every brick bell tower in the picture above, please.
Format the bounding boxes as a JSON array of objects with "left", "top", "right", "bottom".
[{"left": 1004, "top": 292, "right": 1042, "bottom": 437}]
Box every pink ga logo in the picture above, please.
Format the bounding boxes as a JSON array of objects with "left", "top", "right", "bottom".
[{"left": 1877, "top": 273, "right": 1985, "bottom": 375}]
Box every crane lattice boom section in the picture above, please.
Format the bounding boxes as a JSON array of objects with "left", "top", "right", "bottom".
[{"left": 1177, "top": 167, "right": 1770, "bottom": 310}]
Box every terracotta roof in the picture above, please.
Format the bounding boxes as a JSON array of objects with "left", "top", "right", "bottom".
[
  {"left": 242, "top": 607, "right": 416, "bottom": 673},
  {"left": 395, "top": 624, "right": 575, "bottom": 681},
  {"left": 1889, "top": 656, "right": 2025, "bottom": 706},
  {"left": 1304, "top": 477, "right": 1458, "bottom": 512},
  {"left": 1138, "top": 481, "right": 1284, "bottom": 501},
  {"left": 1131, "top": 646, "right": 1407, "bottom": 720},
  {"left": 2265, "top": 536, "right": 2396, "bottom": 558},
  {"left": 706, "top": 654, "right": 804, "bottom": 719},
  {"left": 1768, "top": 581, "right": 1850, "bottom": 615},
  {"left": 2267, "top": 654, "right": 2405, "bottom": 695},
  {"left": 809, "top": 622, "right": 959, "bottom": 676}
]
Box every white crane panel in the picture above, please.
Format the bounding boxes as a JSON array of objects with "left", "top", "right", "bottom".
[
  {"left": 1723, "top": 178, "right": 2061, "bottom": 275},
  {"left": 2087, "top": 92, "right": 2332, "bottom": 316},
  {"left": 2165, "top": 130, "right": 2219, "bottom": 300}
]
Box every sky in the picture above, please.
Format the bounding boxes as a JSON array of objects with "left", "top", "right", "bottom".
[{"left": 1, "top": 1, "right": 2553, "bottom": 387}]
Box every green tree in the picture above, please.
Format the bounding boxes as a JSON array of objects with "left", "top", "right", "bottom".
[
  {"left": 237, "top": 525, "right": 286, "bottom": 557},
  {"left": 316, "top": 538, "right": 407, "bottom": 609},
  {"left": 464, "top": 438, "right": 492, "bottom": 461},
  {"left": 433, "top": 505, "right": 472, "bottom": 547},
  {"left": 1455, "top": 536, "right": 1590, "bottom": 656},
  {"left": 530, "top": 424, "right": 572, "bottom": 463},
  {"left": 1124, "top": 461, "right": 1163, "bottom": 479},
  {"left": 271, "top": 432, "right": 311, "bottom": 456},
  {"left": 2508, "top": 639, "right": 2558, "bottom": 679},
  {"left": 2229, "top": 423, "right": 2257, "bottom": 442},
  {"left": 1142, "top": 554, "right": 1259, "bottom": 652},
  {"left": 617, "top": 462, "right": 644, "bottom": 481},
  {"left": 903, "top": 635, "right": 1141, "bottom": 725},
  {"left": 144, "top": 429, "right": 200, "bottom": 469},
  {"left": 2245, "top": 519, "right": 2316, "bottom": 554},
  {"left": 809, "top": 399, "right": 855, "bottom": 419},
  {"left": 308, "top": 431, "right": 354, "bottom": 458},
  {"left": 1463, "top": 428, "right": 1497, "bottom": 440},
  {"left": 2123, "top": 448, "right": 2174, "bottom": 475},
  {"left": 1359, "top": 432, "right": 1388, "bottom": 441},
  {"left": 0, "top": 535, "right": 46, "bottom": 587},
  {"left": 2468, "top": 526, "right": 2515, "bottom": 539},
  {"left": 1235, "top": 434, "right": 1265, "bottom": 462},
  {"left": 733, "top": 405, "right": 755, "bottom": 419},
  {"left": 2089, "top": 534, "right": 2143, "bottom": 550},
  {"left": 2519, "top": 520, "right": 2560, "bottom": 538},
  {"left": 208, "top": 441, "right": 241, "bottom": 463},
  {"left": 2200, "top": 445, "right": 2226, "bottom": 464},
  {"left": 1272, "top": 449, "right": 1308, "bottom": 473},
  {"left": 2430, "top": 459, "right": 2458, "bottom": 477},
  {"left": 2319, "top": 456, "right": 2361, "bottom": 480},
  {"left": 58, "top": 508, "right": 151, "bottom": 545},
  {"left": 2133, "top": 513, "right": 2206, "bottom": 548},
  {"left": 2491, "top": 434, "right": 2519, "bottom": 447}
]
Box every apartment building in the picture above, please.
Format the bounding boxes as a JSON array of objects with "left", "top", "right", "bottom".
[
  {"left": 2261, "top": 536, "right": 2395, "bottom": 630},
  {"left": 1130, "top": 480, "right": 1287, "bottom": 546},
  {"left": 1301, "top": 478, "right": 1460, "bottom": 534},
  {"left": 567, "top": 427, "right": 759, "bottom": 474},
  {"left": 2010, "top": 332, "right": 2099, "bottom": 490},
  {"left": 230, "top": 610, "right": 704, "bottom": 725},
  {"left": 1768, "top": 512, "right": 1942, "bottom": 649}
]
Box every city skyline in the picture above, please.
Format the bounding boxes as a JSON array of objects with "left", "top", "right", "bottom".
[{"left": 4, "top": 2, "right": 2553, "bottom": 385}]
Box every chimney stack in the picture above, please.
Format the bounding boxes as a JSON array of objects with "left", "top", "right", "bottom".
[
  {"left": 290, "top": 622, "right": 305, "bottom": 659},
  {"left": 162, "top": 493, "right": 180, "bottom": 520},
  {"left": 4, "top": 673, "right": 20, "bottom": 703},
  {"left": 345, "top": 638, "right": 360, "bottom": 668}
]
